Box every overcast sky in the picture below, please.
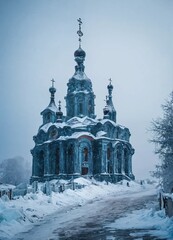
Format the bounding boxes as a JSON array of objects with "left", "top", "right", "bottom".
[{"left": 0, "top": 0, "right": 173, "bottom": 179}]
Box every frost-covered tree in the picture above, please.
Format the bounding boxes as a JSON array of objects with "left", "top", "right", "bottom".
[
  {"left": 150, "top": 91, "right": 173, "bottom": 192},
  {"left": 0, "top": 156, "right": 31, "bottom": 185}
]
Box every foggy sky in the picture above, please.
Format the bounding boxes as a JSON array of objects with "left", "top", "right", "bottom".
[{"left": 0, "top": 0, "right": 173, "bottom": 179}]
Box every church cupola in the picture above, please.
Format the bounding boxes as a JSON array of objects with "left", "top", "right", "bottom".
[
  {"left": 41, "top": 79, "right": 58, "bottom": 125},
  {"left": 56, "top": 100, "right": 63, "bottom": 123},
  {"left": 65, "top": 18, "right": 96, "bottom": 120},
  {"left": 103, "top": 79, "right": 117, "bottom": 122},
  {"left": 103, "top": 96, "right": 110, "bottom": 119}
]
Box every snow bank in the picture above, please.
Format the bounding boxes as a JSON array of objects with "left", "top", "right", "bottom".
[
  {"left": 0, "top": 178, "right": 156, "bottom": 239},
  {"left": 106, "top": 203, "right": 173, "bottom": 239}
]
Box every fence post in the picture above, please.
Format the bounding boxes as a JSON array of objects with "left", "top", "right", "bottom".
[
  {"left": 9, "top": 189, "right": 12, "bottom": 200},
  {"left": 45, "top": 181, "right": 51, "bottom": 196},
  {"left": 165, "top": 197, "right": 173, "bottom": 218},
  {"left": 32, "top": 181, "right": 38, "bottom": 193}
]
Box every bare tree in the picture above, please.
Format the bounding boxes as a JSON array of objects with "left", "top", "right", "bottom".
[{"left": 150, "top": 91, "right": 173, "bottom": 192}]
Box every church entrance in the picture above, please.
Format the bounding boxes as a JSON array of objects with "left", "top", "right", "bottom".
[
  {"left": 82, "top": 167, "right": 88, "bottom": 175},
  {"left": 79, "top": 139, "right": 93, "bottom": 176}
]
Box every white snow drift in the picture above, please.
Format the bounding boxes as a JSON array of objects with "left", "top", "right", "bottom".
[{"left": 0, "top": 178, "right": 172, "bottom": 239}]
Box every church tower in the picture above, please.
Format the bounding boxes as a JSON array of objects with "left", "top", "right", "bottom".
[
  {"left": 103, "top": 79, "right": 116, "bottom": 122},
  {"left": 65, "top": 18, "right": 96, "bottom": 120},
  {"left": 41, "top": 79, "right": 58, "bottom": 125}
]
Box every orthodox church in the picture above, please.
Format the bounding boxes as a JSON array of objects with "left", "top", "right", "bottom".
[{"left": 30, "top": 19, "right": 135, "bottom": 183}]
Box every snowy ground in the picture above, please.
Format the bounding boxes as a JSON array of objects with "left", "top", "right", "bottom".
[
  {"left": 106, "top": 205, "right": 173, "bottom": 239},
  {"left": 0, "top": 178, "right": 172, "bottom": 240}
]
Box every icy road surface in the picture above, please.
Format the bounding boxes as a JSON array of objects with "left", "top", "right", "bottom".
[{"left": 12, "top": 189, "right": 164, "bottom": 240}]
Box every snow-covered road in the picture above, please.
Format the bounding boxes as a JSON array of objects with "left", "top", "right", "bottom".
[
  {"left": 1, "top": 179, "right": 172, "bottom": 239},
  {"left": 12, "top": 189, "right": 159, "bottom": 240}
]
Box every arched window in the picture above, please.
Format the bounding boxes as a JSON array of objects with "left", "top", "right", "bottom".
[
  {"left": 69, "top": 97, "right": 74, "bottom": 116},
  {"left": 67, "top": 145, "right": 74, "bottom": 174},
  {"left": 117, "top": 148, "right": 122, "bottom": 174},
  {"left": 88, "top": 99, "right": 92, "bottom": 113},
  {"left": 79, "top": 102, "right": 83, "bottom": 114},
  {"left": 47, "top": 113, "right": 51, "bottom": 121},
  {"left": 107, "top": 147, "right": 110, "bottom": 173},
  {"left": 82, "top": 167, "right": 88, "bottom": 175},
  {"left": 38, "top": 150, "right": 44, "bottom": 177},
  {"left": 124, "top": 148, "right": 129, "bottom": 174},
  {"left": 107, "top": 147, "right": 111, "bottom": 160},
  {"left": 83, "top": 147, "right": 88, "bottom": 161},
  {"left": 55, "top": 148, "right": 60, "bottom": 174}
]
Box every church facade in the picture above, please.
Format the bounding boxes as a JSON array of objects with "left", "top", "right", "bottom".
[{"left": 30, "top": 19, "right": 135, "bottom": 183}]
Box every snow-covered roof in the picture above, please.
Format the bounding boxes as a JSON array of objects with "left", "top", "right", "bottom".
[
  {"left": 67, "top": 116, "right": 98, "bottom": 128},
  {"left": 71, "top": 71, "right": 91, "bottom": 81},
  {"left": 40, "top": 122, "right": 53, "bottom": 132},
  {"left": 96, "top": 130, "right": 107, "bottom": 137},
  {"left": 0, "top": 183, "right": 16, "bottom": 190},
  {"left": 100, "top": 119, "right": 127, "bottom": 130},
  {"left": 40, "top": 122, "right": 68, "bottom": 133},
  {"left": 69, "top": 131, "right": 95, "bottom": 139},
  {"left": 72, "top": 90, "right": 90, "bottom": 94},
  {"left": 58, "top": 131, "right": 95, "bottom": 140},
  {"left": 100, "top": 119, "right": 117, "bottom": 127},
  {"left": 41, "top": 102, "right": 58, "bottom": 115}
]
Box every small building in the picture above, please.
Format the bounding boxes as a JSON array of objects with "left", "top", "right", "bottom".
[
  {"left": 31, "top": 19, "right": 135, "bottom": 183},
  {"left": 0, "top": 183, "right": 15, "bottom": 200}
]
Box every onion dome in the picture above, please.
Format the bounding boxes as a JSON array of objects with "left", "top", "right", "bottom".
[
  {"left": 107, "top": 82, "right": 113, "bottom": 91},
  {"left": 74, "top": 47, "right": 86, "bottom": 58},
  {"left": 49, "top": 86, "right": 56, "bottom": 95},
  {"left": 103, "top": 105, "right": 109, "bottom": 116},
  {"left": 103, "top": 96, "right": 110, "bottom": 119},
  {"left": 74, "top": 47, "right": 86, "bottom": 65},
  {"left": 107, "top": 79, "right": 113, "bottom": 96},
  {"left": 56, "top": 100, "right": 63, "bottom": 123}
]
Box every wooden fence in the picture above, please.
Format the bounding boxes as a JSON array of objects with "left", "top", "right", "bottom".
[{"left": 0, "top": 180, "right": 86, "bottom": 200}]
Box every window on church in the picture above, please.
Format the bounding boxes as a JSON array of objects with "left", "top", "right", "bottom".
[
  {"left": 117, "top": 148, "right": 121, "bottom": 174},
  {"left": 38, "top": 150, "right": 44, "bottom": 177},
  {"left": 55, "top": 148, "right": 60, "bottom": 174},
  {"left": 79, "top": 102, "right": 83, "bottom": 114},
  {"left": 107, "top": 161, "right": 110, "bottom": 173},
  {"left": 124, "top": 148, "right": 129, "bottom": 174},
  {"left": 107, "top": 147, "right": 112, "bottom": 173},
  {"left": 47, "top": 113, "right": 51, "bottom": 121},
  {"left": 107, "top": 147, "right": 111, "bottom": 160},
  {"left": 88, "top": 99, "right": 92, "bottom": 113},
  {"left": 82, "top": 167, "right": 88, "bottom": 175},
  {"left": 67, "top": 145, "right": 74, "bottom": 174},
  {"left": 83, "top": 147, "right": 88, "bottom": 161}
]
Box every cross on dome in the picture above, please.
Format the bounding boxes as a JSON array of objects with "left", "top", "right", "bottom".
[
  {"left": 77, "top": 18, "right": 83, "bottom": 47},
  {"left": 58, "top": 100, "right": 61, "bottom": 111},
  {"left": 51, "top": 78, "right": 55, "bottom": 88}
]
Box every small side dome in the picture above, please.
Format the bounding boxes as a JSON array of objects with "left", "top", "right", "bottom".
[
  {"left": 74, "top": 47, "right": 86, "bottom": 58},
  {"left": 103, "top": 105, "right": 109, "bottom": 116},
  {"left": 107, "top": 82, "right": 113, "bottom": 90},
  {"left": 49, "top": 86, "right": 56, "bottom": 94}
]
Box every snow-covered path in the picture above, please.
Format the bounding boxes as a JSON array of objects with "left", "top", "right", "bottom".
[
  {"left": 12, "top": 188, "right": 159, "bottom": 240},
  {"left": 1, "top": 179, "right": 172, "bottom": 240}
]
